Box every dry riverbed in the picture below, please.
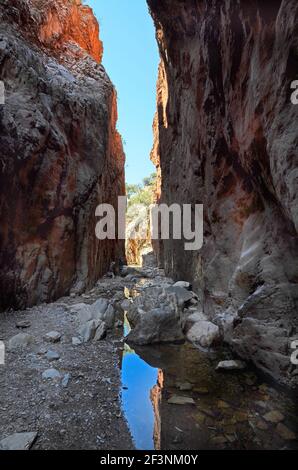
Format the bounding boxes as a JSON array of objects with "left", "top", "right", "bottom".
[{"left": 0, "top": 276, "right": 136, "bottom": 450}]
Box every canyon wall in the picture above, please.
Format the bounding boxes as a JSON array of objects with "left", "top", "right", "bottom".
[
  {"left": 0, "top": 0, "right": 125, "bottom": 310},
  {"left": 148, "top": 0, "right": 298, "bottom": 387}
]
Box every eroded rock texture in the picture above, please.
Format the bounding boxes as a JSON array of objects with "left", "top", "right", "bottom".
[
  {"left": 148, "top": 0, "right": 298, "bottom": 387},
  {"left": 0, "top": 0, "right": 125, "bottom": 310}
]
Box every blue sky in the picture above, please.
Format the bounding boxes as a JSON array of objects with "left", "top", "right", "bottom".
[{"left": 87, "top": 0, "right": 159, "bottom": 185}]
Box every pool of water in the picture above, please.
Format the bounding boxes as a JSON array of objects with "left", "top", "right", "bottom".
[
  {"left": 120, "top": 316, "right": 298, "bottom": 450},
  {"left": 121, "top": 316, "right": 158, "bottom": 450}
]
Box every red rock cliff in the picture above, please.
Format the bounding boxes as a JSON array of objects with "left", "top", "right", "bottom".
[
  {"left": 0, "top": 0, "right": 125, "bottom": 309},
  {"left": 148, "top": 0, "right": 298, "bottom": 387}
]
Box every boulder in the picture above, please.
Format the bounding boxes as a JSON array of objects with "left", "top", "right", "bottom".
[
  {"left": 103, "top": 304, "right": 115, "bottom": 329},
  {"left": 78, "top": 320, "right": 98, "bottom": 343},
  {"left": 173, "top": 281, "right": 192, "bottom": 290},
  {"left": 8, "top": 333, "right": 34, "bottom": 351},
  {"left": 73, "top": 304, "right": 94, "bottom": 324},
  {"left": 127, "top": 287, "right": 184, "bottom": 345},
  {"left": 72, "top": 299, "right": 114, "bottom": 327},
  {"left": 90, "top": 299, "right": 109, "bottom": 320},
  {"left": 0, "top": 432, "right": 38, "bottom": 450},
  {"left": 186, "top": 321, "right": 220, "bottom": 348},
  {"left": 166, "top": 286, "right": 194, "bottom": 307}
]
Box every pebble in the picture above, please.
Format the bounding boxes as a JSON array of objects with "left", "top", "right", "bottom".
[
  {"left": 276, "top": 423, "right": 296, "bottom": 441},
  {"left": 234, "top": 411, "right": 248, "bottom": 423},
  {"left": 195, "top": 411, "right": 206, "bottom": 424},
  {"left": 256, "top": 420, "right": 269, "bottom": 431},
  {"left": 62, "top": 373, "right": 71, "bottom": 388},
  {"left": 46, "top": 350, "right": 60, "bottom": 362},
  {"left": 44, "top": 331, "right": 61, "bottom": 343},
  {"left": 216, "top": 360, "right": 246, "bottom": 371},
  {"left": 16, "top": 320, "right": 31, "bottom": 329},
  {"left": 72, "top": 337, "right": 82, "bottom": 346},
  {"left": 177, "top": 382, "right": 193, "bottom": 391},
  {"left": 217, "top": 400, "right": 230, "bottom": 409},
  {"left": 263, "top": 410, "right": 284, "bottom": 424},
  {"left": 37, "top": 347, "right": 48, "bottom": 356},
  {"left": 210, "top": 435, "right": 228, "bottom": 445},
  {"left": 194, "top": 387, "right": 209, "bottom": 395},
  {"left": 167, "top": 395, "right": 195, "bottom": 405},
  {"left": 42, "top": 369, "right": 61, "bottom": 380}
]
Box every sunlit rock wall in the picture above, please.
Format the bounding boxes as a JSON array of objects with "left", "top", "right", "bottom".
[
  {"left": 0, "top": 0, "right": 125, "bottom": 310},
  {"left": 148, "top": 0, "right": 298, "bottom": 387}
]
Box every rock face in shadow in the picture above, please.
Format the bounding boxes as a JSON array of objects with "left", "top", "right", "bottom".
[
  {"left": 148, "top": 0, "right": 298, "bottom": 387},
  {"left": 0, "top": 0, "right": 125, "bottom": 310}
]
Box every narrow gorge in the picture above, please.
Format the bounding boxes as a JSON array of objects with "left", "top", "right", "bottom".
[{"left": 0, "top": 0, "right": 297, "bottom": 453}]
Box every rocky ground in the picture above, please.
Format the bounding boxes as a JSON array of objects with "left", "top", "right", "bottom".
[
  {"left": 0, "top": 274, "right": 139, "bottom": 450},
  {"left": 0, "top": 264, "right": 297, "bottom": 450}
]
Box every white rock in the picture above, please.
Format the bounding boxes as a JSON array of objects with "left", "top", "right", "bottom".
[
  {"left": 94, "top": 321, "right": 107, "bottom": 341},
  {"left": 77, "top": 306, "right": 94, "bottom": 324},
  {"left": 44, "top": 331, "right": 61, "bottom": 343},
  {"left": 42, "top": 368, "right": 61, "bottom": 380},
  {"left": 46, "top": 350, "right": 60, "bottom": 362},
  {"left": 168, "top": 395, "right": 195, "bottom": 405},
  {"left": 78, "top": 320, "right": 97, "bottom": 343},
  {"left": 72, "top": 299, "right": 109, "bottom": 324},
  {"left": 127, "top": 287, "right": 184, "bottom": 345},
  {"left": 62, "top": 373, "right": 71, "bottom": 388},
  {"left": 216, "top": 360, "right": 247, "bottom": 371},
  {"left": 187, "top": 311, "right": 208, "bottom": 323},
  {"left": 72, "top": 337, "right": 82, "bottom": 346},
  {"left": 186, "top": 321, "right": 220, "bottom": 348},
  {"left": 173, "top": 281, "right": 191, "bottom": 290},
  {"left": 8, "top": 333, "right": 34, "bottom": 351},
  {"left": 0, "top": 432, "right": 38, "bottom": 450},
  {"left": 90, "top": 298, "right": 109, "bottom": 316}
]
